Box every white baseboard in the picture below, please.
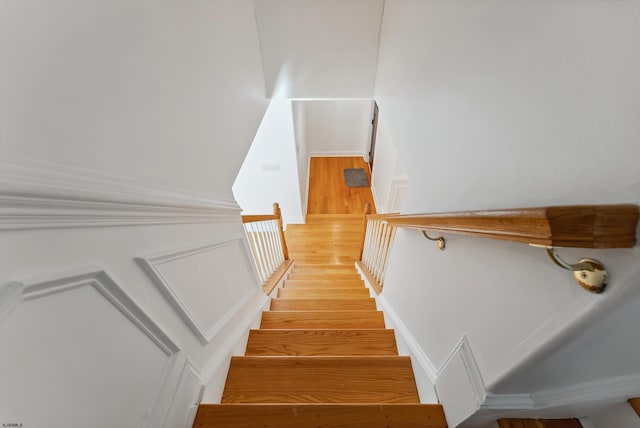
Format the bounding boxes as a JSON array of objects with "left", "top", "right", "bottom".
[
  {"left": 355, "top": 262, "right": 438, "bottom": 403},
  {"left": 309, "top": 151, "right": 367, "bottom": 158},
  {"left": 199, "top": 289, "right": 269, "bottom": 401},
  {"left": 199, "top": 261, "right": 294, "bottom": 402},
  {"left": 283, "top": 215, "right": 305, "bottom": 226}
]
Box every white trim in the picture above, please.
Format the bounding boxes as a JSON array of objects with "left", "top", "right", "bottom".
[
  {"left": 438, "top": 336, "right": 487, "bottom": 406},
  {"left": 357, "top": 286, "right": 438, "bottom": 381},
  {"left": 303, "top": 156, "right": 311, "bottom": 220},
  {"left": 531, "top": 371, "right": 640, "bottom": 408},
  {"left": 136, "top": 237, "right": 255, "bottom": 344},
  {"left": 200, "top": 289, "right": 270, "bottom": 389},
  {"left": 482, "top": 393, "right": 535, "bottom": 410},
  {"left": 0, "top": 154, "right": 241, "bottom": 229},
  {"left": 162, "top": 358, "right": 204, "bottom": 428},
  {"left": 480, "top": 372, "right": 640, "bottom": 412},
  {"left": 0, "top": 267, "right": 180, "bottom": 427},
  {"left": 387, "top": 175, "right": 408, "bottom": 213},
  {"left": 283, "top": 215, "right": 305, "bottom": 225},
  {"left": 355, "top": 264, "right": 438, "bottom": 381},
  {"left": 309, "top": 151, "right": 367, "bottom": 157},
  {"left": 370, "top": 182, "right": 381, "bottom": 212}
]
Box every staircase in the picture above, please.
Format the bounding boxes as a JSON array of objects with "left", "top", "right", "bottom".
[{"left": 194, "top": 214, "right": 447, "bottom": 427}]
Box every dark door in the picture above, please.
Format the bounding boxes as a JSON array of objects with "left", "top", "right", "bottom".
[{"left": 368, "top": 102, "right": 379, "bottom": 171}]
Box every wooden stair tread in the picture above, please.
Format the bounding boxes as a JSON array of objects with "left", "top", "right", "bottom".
[
  {"left": 270, "top": 298, "right": 376, "bottom": 311},
  {"left": 222, "top": 356, "right": 420, "bottom": 403},
  {"left": 278, "top": 288, "right": 370, "bottom": 298},
  {"left": 245, "top": 329, "right": 398, "bottom": 356},
  {"left": 194, "top": 403, "right": 447, "bottom": 428},
  {"left": 284, "top": 279, "right": 365, "bottom": 288},
  {"left": 261, "top": 311, "right": 385, "bottom": 329}
]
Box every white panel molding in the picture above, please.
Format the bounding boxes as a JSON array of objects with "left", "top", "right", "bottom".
[
  {"left": 162, "top": 358, "right": 205, "bottom": 428},
  {"left": 309, "top": 151, "right": 367, "bottom": 157},
  {"left": 0, "top": 154, "right": 242, "bottom": 230},
  {"left": 200, "top": 288, "right": 270, "bottom": 400},
  {"left": 482, "top": 393, "right": 535, "bottom": 410},
  {"left": 370, "top": 182, "right": 381, "bottom": 212},
  {"left": 136, "top": 237, "right": 256, "bottom": 344},
  {"left": 438, "top": 336, "right": 488, "bottom": 406},
  {"left": 0, "top": 267, "right": 180, "bottom": 427},
  {"left": 387, "top": 175, "right": 408, "bottom": 213}
]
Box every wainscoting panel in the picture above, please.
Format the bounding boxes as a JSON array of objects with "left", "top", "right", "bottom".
[
  {"left": 163, "top": 359, "right": 205, "bottom": 428},
  {"left": 137, "top": 238, "right": 258, "bottom": 344},
  {"left": 0, "top": 268, "right": 179, "bottom": 428}
]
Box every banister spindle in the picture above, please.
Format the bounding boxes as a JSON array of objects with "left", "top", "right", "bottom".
[{"left": 273, "top": 202, "right": 289, "bottom": 260}]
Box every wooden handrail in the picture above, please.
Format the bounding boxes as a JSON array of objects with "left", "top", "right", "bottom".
[
  {"left": 242, "top": 214, "right": 279, "bottom": 223},
  {"left": 387, "top": 205, "right": 639, "bottom": 249},
  {"left": 366, "top": 212, "right": 400, "bottom": 221}
]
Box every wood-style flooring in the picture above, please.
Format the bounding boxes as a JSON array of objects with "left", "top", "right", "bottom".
[{"left": 307, "top": 156, "right": 376, "bottom": 214}]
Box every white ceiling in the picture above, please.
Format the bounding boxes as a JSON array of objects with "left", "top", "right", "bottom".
[{"left": 254, "top": 0, "right": 384, "bottom": 99}]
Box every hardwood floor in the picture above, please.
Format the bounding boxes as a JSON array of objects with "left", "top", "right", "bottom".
[{"left": 307, "top": 156, "right": 376, "bottom": 214}]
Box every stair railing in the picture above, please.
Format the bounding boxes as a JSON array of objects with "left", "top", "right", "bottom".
[
  {"left": 358, "top": 203, "right": 399, "bottom": 294},
  {"left": 386, "top": 204, "right": 639, "bottom": 294},
  {"left": 242, "top": 202, "right": 292, "bottom": 294},
  {"left": 359, "top": 204, "right": 638, "bottom": 294}
]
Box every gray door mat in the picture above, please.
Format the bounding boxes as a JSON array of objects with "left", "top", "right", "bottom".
[{"left": 343, "top": 168, "right": 370, "bottom": 188}]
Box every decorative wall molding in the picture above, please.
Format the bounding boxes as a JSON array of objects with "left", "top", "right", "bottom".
[
  {"left": 199, "top": 289, "right": 270, "bottom": 396},
  {"left": 388, "top": 175, "right": 408, "bottom": 212},
  {"left": 0, "top": 267, "right": 180, "bottom": 427},
  {"left": 438, "top": 336, "right": 487, "bottom": 406},
  {"left": 136, "top": 237, "right": 255, "bottom": 344},
  {"left": 482, "top": 393, "right": 535, "bottom": 410},
  {"left": 162, "top": 358, "right": 205, "bottom": 428},
  {"left": 531, "top": 371, "right": 640, "bottom": 408},
  {"left": 0, "top": 154, "right": 242, "bottom": 229},
  {"left": 480, "top": 372, "right": 640, "bottom": 414}
]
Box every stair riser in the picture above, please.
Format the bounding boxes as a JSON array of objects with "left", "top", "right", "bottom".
[
  {"left": 261, "top": 311, "right": 386, "bottom": 329},
  {"left": 284, "top": 279, "right": 365, "bottom": 288},
  {"left": 194, "top": 404, "right": 448, "bottom": 428},
  {"left": 278, "top": 288, "right": 370, "bottom": 299},
  {"left": 270, "top": 298, "right": 376, "bottom": 311}
]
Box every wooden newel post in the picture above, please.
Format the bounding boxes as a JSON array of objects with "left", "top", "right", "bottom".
[
  {"left": 359, "top": 202, "right": 372, "bottom": 260},
  {"left": 273, "top": 202, "right": 289, "bottom": 260}
]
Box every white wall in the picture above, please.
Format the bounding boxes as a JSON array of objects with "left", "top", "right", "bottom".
[
  {"left": 0, "top": 0, "right": 267, "bottom": 201},
  {"left": 0, "top": 1, "right": 269, "bottom": 427},
  {"left": 583, "top": 401, "right": 640, "bottom": 428},
  {"left": 374, "top": 0, "right": 640, "bottom": 424},
  {"left": 305, "top": 100, "right": 373, "bottom": 156},
  {"left": 292, "top": 101, "right": 310, "bottom": 216},
  {"left": 370, "top": 118, "right": 408, "bottom": 213},
  {"left": 233, "top": 99, "right": 304, "bottom": 224},
  {"left": 254, "top": 0, "right": 383, "bottom": 98}
]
